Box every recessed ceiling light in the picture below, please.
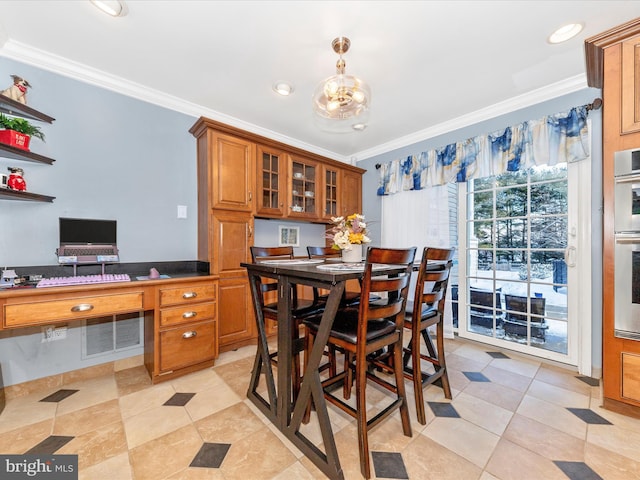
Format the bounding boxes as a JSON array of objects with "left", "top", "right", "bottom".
[
  {"left": 548, "top": 23, "right": 583, "bottom": 44},
  {"left": 273, "top": 81, "right": 294, "bottom": 96},
  {"left": 352, "top": 123, "right": 367, "bottom": 131},
  {"left": 90, "top": 0, "right": 127, "bottom": 17}
]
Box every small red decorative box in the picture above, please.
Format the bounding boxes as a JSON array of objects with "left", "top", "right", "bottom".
[{"left": 0, "top": 129, "right": 30, "bottom": 151}]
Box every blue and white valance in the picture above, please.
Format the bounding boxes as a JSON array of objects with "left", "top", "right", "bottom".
[{"left": 377, "top": 105, "right": 590, "bottom": 195}]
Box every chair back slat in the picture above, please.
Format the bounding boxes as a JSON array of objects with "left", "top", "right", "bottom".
[
  {"left": 412, "top": 247, "right": 455, "bottom": 319},
  {"left": 359, "top": 247, "right": 416, "bottom": 338}
]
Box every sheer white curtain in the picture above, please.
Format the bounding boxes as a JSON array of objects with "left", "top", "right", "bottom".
[{"left": 381, "top": 184, "right": 455, "bottom": 338}]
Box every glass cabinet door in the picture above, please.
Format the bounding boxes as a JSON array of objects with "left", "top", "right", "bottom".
[
  {"left": 289, "top": 156, "right": 318, "bottom": 217},
  {"left": 256, "top": 146, "right": 285, "bottom": 217},
  {"left": 322, "top": 165, "right": 340, "bottom": 220}
]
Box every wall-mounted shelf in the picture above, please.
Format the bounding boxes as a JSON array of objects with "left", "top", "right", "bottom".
[
  {"left": 0, "top": 143, "right": 55, "bottom": 165},
  {"left": 0, "top": 189, "right": 55, "bottom": 202},
  {"left": 0, "top": 95, "right": 55, "bottom": 123},
  {"left": 0, "top": 96, "right": 56, "bottom": 202}
]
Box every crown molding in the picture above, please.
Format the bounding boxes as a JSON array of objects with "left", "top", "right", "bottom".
[
  {"left": 0, "top": 40, "right": 586, "bottom": 165},
  {"left": 351, "top": 74, "right": 589, "bottom": 162}
]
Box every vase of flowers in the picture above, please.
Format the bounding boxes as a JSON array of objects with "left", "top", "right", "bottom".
[{"left": 327, "top": 213, "right": 371, "bottom": 262}]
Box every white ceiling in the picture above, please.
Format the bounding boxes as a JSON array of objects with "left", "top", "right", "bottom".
[{"left": 0, "top": 1, "right": 639, "bottom": 163}]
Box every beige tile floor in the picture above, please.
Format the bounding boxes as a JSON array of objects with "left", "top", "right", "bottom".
[{"left": 1, "top": 336, "right": 640, "bottom": 480}]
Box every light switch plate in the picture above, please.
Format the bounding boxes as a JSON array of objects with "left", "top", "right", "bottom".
[{"left": 177, "top": 205, "right": 187, "bottom": 219}]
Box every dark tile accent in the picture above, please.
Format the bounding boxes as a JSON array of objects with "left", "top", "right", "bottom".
[
  {"left": 40, "top": 389, "right": 79, "bottom": 403},
  {"left": 463, "top": 371, "right": 490, "bottom": 382},
  {"left": 164, "top": 392, "right": 196, "bottom": 406},
  {"left": 486, "top": 351, "right": 510, "bottom": 359},
  {"left": 428, "top": 402, "right": 460, "bottom": 418},
  {"left": 566, "top": 408, "right": 612, "bottom": 425},
  {"left": 372, "top": 451, "right": 409, "bottom": 479},
  {"left": 25, "top": 436, "right": 74, "bottom": 454},
  {"left": 554, "top": 461, "right": 603, "bottom": 480},
  {"left": 576, "top": 376, "right": 600, "bottom": 387},
  {"left": 189, "top": 443, "right": 231, "bottom": 468}
]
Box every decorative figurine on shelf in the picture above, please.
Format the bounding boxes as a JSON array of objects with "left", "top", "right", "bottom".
[
  {"left": 1, "top": 75, "right": 31, "bottom": 104},
  {"left": 7, "top": 167, "right": 26, "bottom": 191}
]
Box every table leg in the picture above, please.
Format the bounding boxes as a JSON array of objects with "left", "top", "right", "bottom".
[
  {"left": 246, "top": 272, "right": 278, "bottom": 422},
  {"left": 285, "top": 280, "right": 345, "bottom": 480}
]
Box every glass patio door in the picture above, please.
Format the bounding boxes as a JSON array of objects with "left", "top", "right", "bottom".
[{"left": 456, "top": 161, "right": 589, "bottom": 367}]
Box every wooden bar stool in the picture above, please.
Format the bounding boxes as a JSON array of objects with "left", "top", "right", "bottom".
[
  {"left": 402, "top": 246, "right": 455, "bottom": 425},
  {"left": 303, "top": 246, "right": 417, "bottom": 479}
]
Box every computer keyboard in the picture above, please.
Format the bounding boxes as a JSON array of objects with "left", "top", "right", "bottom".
[{"left": 36, "top": 274, "right": 131, "bottom": 288}]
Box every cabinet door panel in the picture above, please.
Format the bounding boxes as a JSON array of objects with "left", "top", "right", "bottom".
[
  {"left": 341, "top": 169, "right": 362, "bottom": 216},
  {"left": 212, "top": 212, "right": 252, "bottom": 277},
  {"left": 212, "top": 132, "right": 254, "bottom": 211},
  {"left": 255, "top": 145, "right": 286, "bottom": 217},
  {"left": 322, "top": 165, "right": 340, "bottom": 220},
  {"left": 218, "top": 276, "right": 255, "bottom": 348},
  {"left": 288, "top": 155, "right": 319, "bottom": 218},
  {"left": 622, "top": 34, "right": 640, "bottom": 134}
]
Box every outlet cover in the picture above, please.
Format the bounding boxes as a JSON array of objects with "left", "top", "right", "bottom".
[{"left": 42, "top": 325, "right": 68, "bottom": 342}]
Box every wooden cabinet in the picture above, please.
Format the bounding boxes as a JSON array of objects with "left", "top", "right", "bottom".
[
  {"left": 341, "top": 168, "right": 363, "bottom": 216},
  {"left": 288, "top": 155, "right": 320, "bottom": 219},
  {"left": 0, "top": 95, "right": 55, "bottom": 202},
  {"left": 585, "top": 18, "right": 640, "bottom": 418},
  {"left": 622, "top": 34, "right": 640, "bottom": 134},
  {"left": 153, "top": 279, "right": 218, "bottom": 380},
  {"left": 190, "top": 117, "right": 364, "bottom": 352},
  {"left": 0, "top": 276, "right": 219, "bottom": 385},
  {"left": 193, "top": 126, "right": 254, "bottom": 212},
  {"left": 321, "top": 164, "right": 340, "bottom": 220},
  {"left": 4, "top": 291, "right": 143, "bottom": 327},
  {"left": 256, "top": 145, "right": 287, "bottom": 217}
]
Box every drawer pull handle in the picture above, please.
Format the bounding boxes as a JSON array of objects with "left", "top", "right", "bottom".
[
  {"left": 182, "top": 330, "right": 197, "bottom": 339},
  {"left": 182, "top": 311, "right": 197, "bottom": 319},
  {"left": 182, "top": 292, "right": 197, "bottom": 299},
  {"left": 71, "top": 303, "right": 94, "bottom": 313}
]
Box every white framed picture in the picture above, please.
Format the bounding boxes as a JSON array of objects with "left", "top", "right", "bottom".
[{"left": 278, "top": 225, "right": 300, "bottom": 247}]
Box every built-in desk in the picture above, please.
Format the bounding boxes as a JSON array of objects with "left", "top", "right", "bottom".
[{"left": 0, "top": 275, "right": 219, "bottom": 384}]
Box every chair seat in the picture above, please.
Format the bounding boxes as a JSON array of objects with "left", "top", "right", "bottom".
[
  {"left": 404, "top": 301, "right": 437, "bottom": 322},
  {"left": 303, "top": 308, "right": 397, "bottom": 345}
]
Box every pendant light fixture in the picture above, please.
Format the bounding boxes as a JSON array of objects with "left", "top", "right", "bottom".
[{"left": 312, "top": 37, "right": 371, "bottom": 133}]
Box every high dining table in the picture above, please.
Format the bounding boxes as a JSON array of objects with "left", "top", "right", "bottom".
[{"left": 241, "top": 258, "right": 409, "bottom": 480}]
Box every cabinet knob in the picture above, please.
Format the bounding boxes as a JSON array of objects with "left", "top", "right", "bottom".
[
  {"left": 71, "top": 303, "right": 94, "bottom": 312},
  {"left": 182, "top": 311, "right": 197, "bottom": 319},
  {"left": 182, "top": 292, "right": 197, "bottom": 299},
  {"left": 182, "top": 330, "right": 197, "bottom": 339}
]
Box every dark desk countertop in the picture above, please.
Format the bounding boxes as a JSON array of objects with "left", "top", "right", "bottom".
[{"left": 2, "top": 260, "right": 210, "bottom": 288}]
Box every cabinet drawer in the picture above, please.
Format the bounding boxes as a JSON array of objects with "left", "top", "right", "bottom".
[
  {"left": 159, "top": 283, "right": 216, "bottom": 307},
  {"left": 4, "top": 292, "right": 143, "bottom": 327},
  {"left": 159, "top": 320, "right": 217, "bottom": 372},
  {"left": 160, "top": 301, "right": 216, "bottom": 327}
]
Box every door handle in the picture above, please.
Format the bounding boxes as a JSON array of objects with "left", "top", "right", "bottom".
[{"left": 564, "top": 246, "right": 576, "bottom": 267}]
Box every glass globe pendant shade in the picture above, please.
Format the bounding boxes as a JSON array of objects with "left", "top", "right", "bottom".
[
  {"left": 312, "top": 36, "right": 371, "bottom": 132},
  {"left": 313, "top": 74, "right": 371, "bottom": 121}
]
